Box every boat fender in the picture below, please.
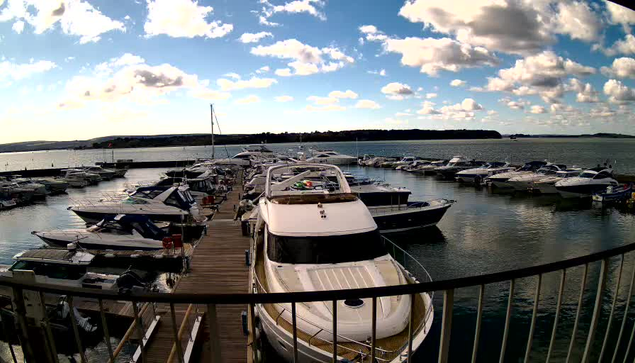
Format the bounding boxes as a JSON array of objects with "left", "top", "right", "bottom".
[
  {"left": 67, "top": 242, "right": 77, "bottom": 251},
  {"left": 241, "top": 311, "right": 248, "bottom": 336},
  {"left": 162, "top": 237, "right": 173, "bottom": 249}
]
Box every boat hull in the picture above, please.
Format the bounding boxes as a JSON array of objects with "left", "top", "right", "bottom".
[
  {"left": 357, "top": 191, "right": 411, "bottom": 206},
  {"left": 370, "top": 201, "right": 453, "bottom": 233},
  {"left": 35, "top": 235, "right": 164, "bottom": 250},
  {"left": 556, "top": 184, "right": 611, "bottom": 198},
  {"left": 256, "top": 292, "right": 433, "bottom": 363}
]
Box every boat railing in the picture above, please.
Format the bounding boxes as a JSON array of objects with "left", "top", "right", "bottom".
[{"left": 2, "top": 242, "right": 635, "bottom": 362}]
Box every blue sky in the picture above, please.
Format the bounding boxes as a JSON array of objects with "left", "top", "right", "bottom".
[{"left": 1, "top": 0, "right": 635, "bottom": 143}]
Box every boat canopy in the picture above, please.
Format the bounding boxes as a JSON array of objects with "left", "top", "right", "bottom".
[{"left": 12, "top": 249, "right": 94, "bottom": 266}]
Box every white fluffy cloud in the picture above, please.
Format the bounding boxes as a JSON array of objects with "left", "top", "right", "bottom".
[
  {"left": 259, "top": 0, "right": 325, "bottom": 26},
  {"left": 450, "top": 79, "right": 466, "bottom": 87},
  {"left": 305, "top": 104, "right": 346, "bottom": 112},
  {"left": 0, "top": 0, "right": 125, "bottom": 43},
  {"left": 568, "top": 79, "right": 599, "bottom": 103},
  {"left": 425, "top": 93, "right": 437, "bottom": 99},
  {"left": 359, "top": 24, "right": 387, "bottom": 42},
  {"left": 383, "top": 36, "right": 499, "bottom": 76},
  {"left": 144, "top": 0, "right": 233, "bottom": 39},
  {"left": 483, "top": 51, "right": 595, "bottom": 104},
  {"left": 11, "top": 20, "right": 24, "bottom": 33},
  {"left": 602, "top": 34, "right": 635, "bottom": 56},
  {"left": 603, "top": 79, "right": 635, "bottom": 103},
  {"left": 605, "top": 1, "right": 635, "bottom": 30},
  {"left": 601, "top": 57, "right": 635, "bottom": 79},
  {"left": 235, "top": 95, "right": 260, "bottom": 105},
  {"left": 57, "top": 54, "right": 228, "bottom": 109},
  {"left": 417, "top": 98, "right": 483, "bottom": 120},
  {"left": 381, "top": 82, "right": 414, "bottom": 100},
  {"left": 216, "top": 77, "right": 277, "bottom": 91},
  {"left": 238, "top": 31, "right": 272, "bottom": 44},
  {"left": 255, "top": 66, "right": 270, "bottom": 74},
  {"left": 0, "top": 59, "right": 57, "bottom": 82},
  {"left": 355, "top": 100, "right": 381, "bottom": 109},
  {"left": 328, "top": 90, "right": 358, "bottom": 99},
  {"left": 307, "top": 95, "right": 338, "bottom": 105},
  {"left": 275, "top": 95, "right": 293, "bottom": 102},
  {"left": 368, "top": 69, "right": 386, "bottom": 76},
  {"left": 530, "top": 105, "right": 547, "bottom": 114},
  {"left": 554, "top": 1, "right": 601, "bottom": 42},
  {"left": 251, "top": 39, "right": 354, "bottom": 76}
]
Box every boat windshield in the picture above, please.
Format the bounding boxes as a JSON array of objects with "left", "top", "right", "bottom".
[
  {"left": 267, "top": 230, "right": 387, "bottom": 264},
  {"left": 579, "top": 172, "right": 596, "bottom": 178}
]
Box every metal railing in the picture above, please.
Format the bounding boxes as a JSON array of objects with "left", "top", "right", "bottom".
[{"left": 1, "top": 242, "right": 635, "bottom": 362}]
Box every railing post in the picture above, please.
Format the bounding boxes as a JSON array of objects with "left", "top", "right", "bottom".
[
  {"left": 612, "top": 255, "right": 635, "bottom": 363},
  {"left": 371, "top": 296, "right": 377, "bottom": 363},
  {"left": 1, "top": 309, "right": 18, "bottom": 363},
  {"left": 249, "top": 303, "right": 258, "bottom": 363},
  {"left": 207, "top": 304, "right": 222, "bottom": 363},
  {"left": 12, "top": 287, "right": 35, "bottom": 362},
  {"left": 408, "top": 293, "right": 416, "bottom": 363},
  {"left": 600, "top": 255, "right": 624, "bottom": 363},
  {"left": 567, "top": 263, "right": 589, "bottom": 362},
  {"left": 546, "top": 269, "right": 566, "bottom": 363},
  {"left": 582, "top": 258, "right": 609, "bottom": 363},
  {"left": 67, "top": 296, "right": 87, "bottom": 363},
  {"left": 132, "top": 301, "right": 146, "bottom": 363},
  {"left": 499, "top": 279, "right": 515, "bottom": 363},
  {"left": 38, "top": 292, "right": 58, "bottom": 363},
  {"left": 471, "top": 285, "right": 485, "bottom": 363},
  {"left": 170, "top": 303, "right": 185, "bottom": 363},
  {"left": 332, "top": 300, "right": 337, "bottom": 363},
  {"left": 98, "top": 298, "right": 114, "bottom": 363},
  {"left": 438, "top": 289, "right": 454, "bottom": 363},
  {"left": 292, "top": 302, "right": 298, "bottom": 363},
  {"left": 524, "top": 274, "right": 542, "bottom": 363}
]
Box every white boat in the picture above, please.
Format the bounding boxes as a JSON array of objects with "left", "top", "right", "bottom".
[
  {"left": 306, "top": 149, "right": 357, "bottom": 165},
  {"left": 485, "top": 161, "right": 548, "bottom": 189},
  {"left": 410, "top": 160, "right": 446, "bottom": 175},
  {"left": 0, "top": 197, "right": 17, "bottom": 210},
  {"left": 70, "top": 185, "right": 205, "bottom": 224},
  {"left": 393, "top": 156, "right": 417, "bottom": 170},
  {"left": 63, "top": 169, "right": 102, "bottom": 185},
  {"left": 507, "top": 163, "right": 568, "bottom": 192},
  {"left": 530, "top": 169, "right": 582, "bottom": 194},
  {"left": 455, "top": 162, "right": 514, "bottom": 184},
  {"left": 64, "top": 172, "right": 89, "bottom": 188},
  {"left": 83, "top": 166, "right": 116, "bottom": 181},
  {"left": 252, "top": 163, "right": 434, "bottom": 363},
  {"left": 11, "top": 178, "right": 49, "bottom": 198},
  {"left": 33, "top": 214, "right": 167, "bottom": 250},
  {"left": 434, "top": 156, "right": 481, "bottom": 179},
  {"left": 33, "top": 178, "right": 69, "bottom": 194},
  {"left": 0, "top": 248, "right": 118, "bottom": 290},
  {"left": 555, "top": 167, "right": 619, "bottom": 198}
]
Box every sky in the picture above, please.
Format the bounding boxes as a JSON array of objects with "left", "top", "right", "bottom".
[{"left": 1, "top": 0, "right": 635, "bottom": 144}]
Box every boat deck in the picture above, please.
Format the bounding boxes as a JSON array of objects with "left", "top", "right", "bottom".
[{"left": 143, "top": 181, "right": 251, "bottom": 363}]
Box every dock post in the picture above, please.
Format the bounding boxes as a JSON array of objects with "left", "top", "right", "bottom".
[
  {"left": 12, "top": 287, "right": 36, "bottom": 362},
  {"left": 207, "top": 304, "right": 222, "bottom": 363}
]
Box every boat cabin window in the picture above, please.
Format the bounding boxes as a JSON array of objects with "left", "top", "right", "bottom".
[
  {"left": 267, "top": 230, "right": 387, "bottom": 264},
  {"left": 164, "top": 192, "right": 189, "bottom": 209},
  {"left": 124, "top": 197, "right": 149, "bottom": 204},
  {"left": 579, "top": 172, "right": 596, "bottom": 178},
  {"left": 594, "top": 171, "right": 612, "bottom": 179}
]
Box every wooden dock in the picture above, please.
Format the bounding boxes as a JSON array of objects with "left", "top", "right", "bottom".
[{"left": 143, "top": 183, "right": 251, "bottom": 363}]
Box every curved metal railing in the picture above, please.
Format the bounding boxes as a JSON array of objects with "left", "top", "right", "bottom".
[{"left": 1, "top": 241, "right": 634, "bottom": 362}]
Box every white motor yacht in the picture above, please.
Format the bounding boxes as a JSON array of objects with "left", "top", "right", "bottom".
[
  {"left": 455, "top": 162, "right": 514, "bottom": 184},
  {"left": 410, "top": 160, "right": 446, "bottom": 175},
  {"left": 70, "top": 185, "right": 205, "bottom": 224},
  {"left": 33, "top": 178, "right": 69, "bottom": 194},
  {"left": 253, "top": 163, "right": 434, "bottom": 363},
  {"left": 83, "top": 166, "right": 116, "bottom": 181},
  {"left": 507, "top": 163, "right": 568, "bottom": 192},
  {"left": 33, "top": 214, "right": 167, "bottom": 250},
  {"left": 485, "top": 161, "right": 548, "bottom": 189},
  {"left": 434, "top": 156, "right": 481, "bottom": 179},
  {"left": 555, "top": 167, "right": 619, "bottom": 198},
  {"left": 63, "top": 169, "right": 102, "bottom": 185},
  {"left": 531, "top": 168, "right": 582, "bottom": 194},
  {"left": 393, "top": 156, "right": 417, "bottom": 170},
  {"left": 306, "top": 149, "right": 357, "bottom": 165}
]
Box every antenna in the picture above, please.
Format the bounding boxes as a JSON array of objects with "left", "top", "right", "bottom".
[{"left": 210, "top": 104, "right": 215, "bottom": 159}]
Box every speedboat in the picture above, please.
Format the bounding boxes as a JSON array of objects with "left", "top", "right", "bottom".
[
  {"left": 455, "top": 162, "right": 514, "bottom": 184},
  {"left": 63, "top": 169, "right": 102, "bottom": 185},
  {"left": 0, "top": 195, "right": 17, "bottom": 210},
  {"left": 306, "top": 149, "right": 357, "bottom": 165},
  {"left": 556, "top": 167, "right": 619, "bottom": 198},
  {"left": 434, "top": 156, "right": 481, "bottom": 179},
  {"left": 485, "top": 161, "right": 548, "bottom": 189},
  {"left": 507, "top": 163, "right": 568, "bottom": 192},
  {"left": 32, "top": 214, "right": 168, "bottom": 250},
  {"left": 393, "top": 156, "right": 417, "bottom": 170},
  {"left": 70, "top": 185, "right": 205, "bottom": 224},
  {"left": 83, "top": 166, "right": 116, "bottom": 181},
  {"left": 33, "top": 178, "right": 69, "bottom": 195},
  {"left": 253, "top": 163, "right": 434, "bottom": 363},
  {"left": 593, "top": 183, "right": 633, "bottom": 203},
  {"left": 530, "top": 169, "right": 582, "bottom": 194},
  {"left": 350, "top": 183, "right": 411, "bottom": 206},
  {"left": 11, "top": 178, "right": 49, "bottom": 198},
  {"left": 368, "top": 199, "right": 454, "bottom": 233},
  {"left": 410, "top": 160, "right": 446, "bottom": 175}
]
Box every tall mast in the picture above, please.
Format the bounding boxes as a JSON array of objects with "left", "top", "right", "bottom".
[{"left": 210, "top": 104, "right": 215, "bottom": 159}]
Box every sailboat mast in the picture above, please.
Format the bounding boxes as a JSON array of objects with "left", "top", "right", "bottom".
[{"left": 210, "top": 104, "right": 215, "bottom": 159}]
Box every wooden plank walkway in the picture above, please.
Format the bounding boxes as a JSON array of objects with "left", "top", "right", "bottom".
[{"left": 144, "top": 180, "right": 251, "bottom": 363}]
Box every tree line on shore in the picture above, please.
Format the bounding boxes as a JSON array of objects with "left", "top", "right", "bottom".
[{"left": 91, "top": 129, "right": 502, "bottom": 149}]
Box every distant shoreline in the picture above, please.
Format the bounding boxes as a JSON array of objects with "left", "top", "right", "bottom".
[{"left": 0, "top": 130, "right": 633, "bottom": 155}]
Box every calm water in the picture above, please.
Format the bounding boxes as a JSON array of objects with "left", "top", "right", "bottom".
[
  {"left": 1, "top": 146, "right": 635, "bottom": 361},
  {"left": 2, "top": 138, "right": 635, "bottom": 173}
]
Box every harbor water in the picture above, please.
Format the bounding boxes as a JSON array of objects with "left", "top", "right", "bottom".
[{"left": 0, "top": 139, "right": 634, "bottom": 361}]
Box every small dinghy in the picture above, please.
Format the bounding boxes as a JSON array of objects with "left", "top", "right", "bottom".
[
  {"left": 592, "top": 183, "right": 633, "bottom": 203},
  {"left": 32, "top": 214, "right": 168, "bottom": 250}
]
